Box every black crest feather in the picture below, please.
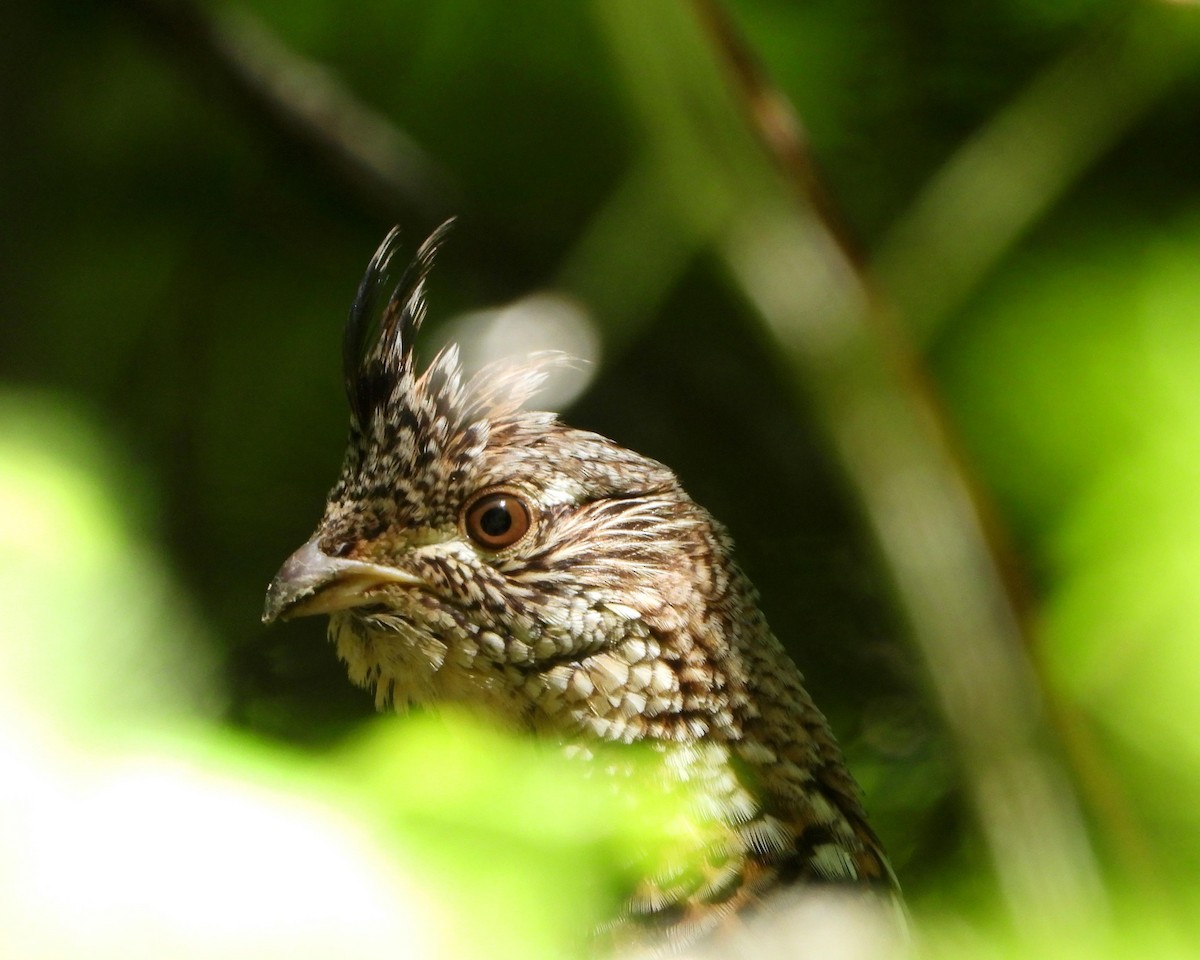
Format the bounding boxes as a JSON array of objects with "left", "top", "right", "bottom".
[{"left": 344, "top": 218, "right": 457, "bottom": 426}]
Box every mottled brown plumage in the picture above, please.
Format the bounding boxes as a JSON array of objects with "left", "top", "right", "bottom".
[{"left": 263, "top": 223, "right": 894, "bottom": 953}]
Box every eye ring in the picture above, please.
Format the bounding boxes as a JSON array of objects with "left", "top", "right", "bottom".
[{"left": 463, "top": 490, "right": 532, "bottom": 550}]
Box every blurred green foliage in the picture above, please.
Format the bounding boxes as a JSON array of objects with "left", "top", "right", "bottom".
[
  {"left": 0, "top": 407, "right": 716, "bottom": 958},
  {"left": 4, "top": 0, "right": 1200, "bottom": 956},
  {"left": 942, "top": 212, "right": 1200, "bottom": 887}
]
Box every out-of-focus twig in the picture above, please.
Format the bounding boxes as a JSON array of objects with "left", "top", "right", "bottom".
[
  {"left": 690, "top": 0, "right": 1186, "bottom": 909},
  {"left": 688, "top": 0, "right": 865, "bottom": 270},
  {"left": 555, "top": 156, "right": 701, "bottom": 355},
  {"left": 657, "top": 0, "right": 1111, "bottom": 929},
  {"left": 875, "top": 5, "right": 1198, "bottom": 342},
  {"left": 113, "top": 0, "right": 456, "bottom": 224}
]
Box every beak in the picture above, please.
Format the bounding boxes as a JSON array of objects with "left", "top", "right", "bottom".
[{"left": 262, "top": 538, "right": 425, "bottom": 624}]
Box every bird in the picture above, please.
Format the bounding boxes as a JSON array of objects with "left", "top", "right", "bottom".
[{"left": 263, "top": 222, "right": 895, "bottom": 953}]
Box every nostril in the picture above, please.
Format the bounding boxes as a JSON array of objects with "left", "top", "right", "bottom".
[{"left": 331, "top": 541, "right": 354, "bottom": 558}]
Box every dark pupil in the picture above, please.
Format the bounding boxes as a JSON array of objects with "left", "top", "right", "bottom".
[{"left": 480, "top": 504, "right": 512, "bottom": 537}]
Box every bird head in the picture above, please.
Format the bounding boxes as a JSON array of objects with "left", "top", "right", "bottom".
[{"left": 263, "top": 224, "right": 736, "bottom": 736}]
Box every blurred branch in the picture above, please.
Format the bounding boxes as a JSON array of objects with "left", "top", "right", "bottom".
[
  {"left": 875, "top": 5, "right": 1200, "bottom": 342},
  {"left": 689, "top": 0, "right": 866, "bottom": 270},
  {"left": 593, "top": 0, "right": 1112, "bottom": 928},
  {"left": 556, "top": 156, "right": 701, "bottom": 355},
  {"left": 113, "top": 0, "right": 456, "bottom": 225}
]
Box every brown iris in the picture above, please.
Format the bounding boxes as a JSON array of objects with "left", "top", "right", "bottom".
[{"left": 464, "top": 491, "right": 532, "bottom": 549}]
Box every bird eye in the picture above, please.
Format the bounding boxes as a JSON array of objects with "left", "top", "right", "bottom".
[{"left": 464, "top": 491, "right": 532, "bottom": 550}]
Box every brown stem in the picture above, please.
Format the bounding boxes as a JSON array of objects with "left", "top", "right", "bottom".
[
  {"left": 685, "top": 0, "right": 1112, "bottom": 928},
  {"left": 112, "top": 0, "right": 456, "bottom": 224}
]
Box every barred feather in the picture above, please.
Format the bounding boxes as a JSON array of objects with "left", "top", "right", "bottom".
[{"left": 267, "top": 225, "right": 898, "bottom": 956}]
